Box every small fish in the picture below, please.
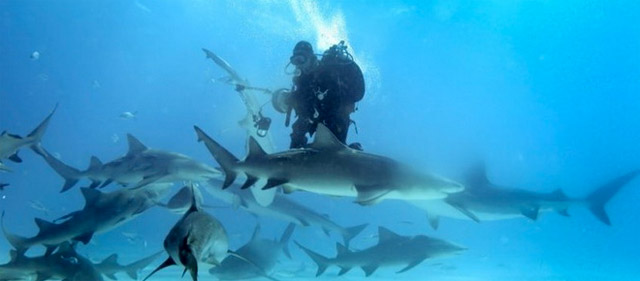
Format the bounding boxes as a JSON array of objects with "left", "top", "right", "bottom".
[
  {"left": 119, "top": 111, "right": 137, "bottom": 120},
  {"left": 28, "top": 200, "right": 51, "bottom": 215}
]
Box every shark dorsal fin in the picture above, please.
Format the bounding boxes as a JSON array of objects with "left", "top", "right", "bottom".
[
  {"left": 466, "top": 161, "right": 490, "bottom": 187},
  {"left": 101, "top": 254, "right": 120, "bottom": 266},
  {"left": 81, "top": 187, "right": 102, "bottom": 205},
  {"left": 336, "top": 243, "right": 349, "bottom": 256},
  {"left": 245, "top": 137, "right": 267, "bottom": 160},
  {"left": 88, "top": 156, "right": 103, "bottom": 170},
  {"left": 34, "top": 218, "right": 55, "bottom": 233},
  {"left": 126, "top": 134, "right": 148, "bottom": 155},
  {"left": 377, "top": 227, "right": 402, "bottom": 242},
  {"left": 310, "top": 124, "right": 348, "bottom": 151}
]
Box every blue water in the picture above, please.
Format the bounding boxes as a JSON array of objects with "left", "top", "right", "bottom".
[{"left": 1, "top": 1, "right": 639, "bottom": 280}]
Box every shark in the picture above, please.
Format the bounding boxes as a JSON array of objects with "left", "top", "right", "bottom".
[
  {"left": 209, "top": 223, "right": 295, "bottom": 281},
  {"left": 0, "top": 104, "right": 56, "bottom": 172},
  {"left": 202, "top": 47, "right": 277, "bottom": 207},
  {"left": 205, "top": 180, "right": 367, "bottom": 248},
  {"left": 35, "top": 134, "right": 221, "bottom": 192},
  {"left": 411, "top": 164, "right": 640, "bottom": 229},
  {"left": 94, "top": 251, "right": 162, "bottom": 280},
  {"left": 0, "top": 242, "right": 103, "bottom": 281},
  {"left": 2, "top": 184, "right": 172, "bottom": 255},
  {"left": 295, "top": 226, "right": 465, "bottom": 277},
  {"left": 0, "top": 183, "right": 8, "bottom": 191},
  {"left": 194, "top": 124, "right": 464, "bottom": 205},
  {"left": 144, "top": 185, "right": 232, "bottom": 281}
]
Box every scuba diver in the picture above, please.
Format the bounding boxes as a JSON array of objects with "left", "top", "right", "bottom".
[{"left": 272, "top": 40, "right": 365, "bottom": 149}]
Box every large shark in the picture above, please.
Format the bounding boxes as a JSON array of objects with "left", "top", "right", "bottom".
[
  {"left": 194, "top": 124, "right": 463, "bottom": 205},
  {"left": 94, "top": 251, "right": 162, "bottom": 280},
  {"left": 205, "top": 181, "right": 366, "bottom": 248},
  {"left": 144, "top": 185, "right": 231, "bottom": 281},
  {"left": 295, "top": 226, "right": 465, "bottom": 277},
  {"left": 2, "top": 184, "right": 171, "bottom": 255},
  {"left": 0, "top": 242, "right": 103, "bottom": 281},
  {"left": 209, "top": 223, "right": 295, "bottom": 281},
  {"left": 35, "top": 134, "right": 221, "bottom": 192},
  {"left": 412, "top": 164, "right": 640, "bottom": 229},
  {"left": 0, "top": 104, "right": 56, "bottom": 172}
]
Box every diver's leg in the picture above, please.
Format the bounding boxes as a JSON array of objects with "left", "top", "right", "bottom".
[{"left": 290, "top": 117, "right": 310, "bottom": 148}]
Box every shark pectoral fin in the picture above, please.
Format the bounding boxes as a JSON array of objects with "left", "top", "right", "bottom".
[
  {"left": 520, "top": 206, "right": 540, "bottom": 221},
  {"left": 86, "top": 180, "right": 101, "bottom": 189},
  {"left": 261, "top": 178, "right": 289, "bottom": 190},
  {"left": 131, "top": 173, "right": 168, "bottom": 190},
  {"left": 104, "top": 273, "right": 118, "bottom": 280},
  {"left": 396, "top": 257, "right": 427, "bottom": 274},
  {"left": 74, "top": 232, "right": 94, "bottom": 244},
  {"left": 54, "top": 211, "right": 79, "bottom": 223},
  {"left": 446, "top": 201, "right": 481, "bottom": 223},
  {"left": 43, "top": 244, "right": 57, "bottom": 256},
  {"left": 240, "top": 175, "right": 259, "bottom": 189},
  {"left": 99, "top": 179, "right": 113, "bottom": 189},
  {"left": 354, "top": 186, "right": 392, "bottom": 206},
  {"left": 8, "top": 153, "right": 22, "bottom": 163},
  {"left": 338, "top": 266, "right": 353, "bottom": 276},
  {"left": 556, "top": 208, "right": 570, "bottom": 217},
  {"left": 427, "top": 213, "right": 440, "bottom": 230},
  {"left": 143, "top": 257, "right": 176, "bottom": 281},
  {"left": 361, "top": 264, "right": 379, "bottom": 277}
]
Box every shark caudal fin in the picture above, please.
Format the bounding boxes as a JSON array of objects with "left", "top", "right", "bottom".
[
  {"left": 1, "top": 211, "right": 29, "bottom": 255},
  {"left": 26, "top": 104, "right": 57, "bottom": 152},
  {"left": 294, "top": 241, "right": 332, "bottom": 277},
  {"left": 341, "top": 224, "right": 368, "bottom": 249},
  {"left": 32, "top": 146, "right": 82, "bottom": 192},
  {"left": 194, "top": 126, "right": 239, "bottom": 189},
  {"left": 279, "top": 223, "right": 296, "bottom": 259},
  {"left": 585, "top": 170, "right": 640, "bottom": 225}
]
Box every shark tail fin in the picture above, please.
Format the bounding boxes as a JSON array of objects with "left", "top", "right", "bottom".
[
  {"left": 279, "top": 223, "right": 296, "bottom": 259},
  {"left": 32, "top": 146, "right": 82, "bottom": 192},
  {"left": 26, "top": 103, "right": 57, "bottom": 149},
  {"left": 585, "top": 170, "right": 640, "bottom": 225},
  {"left": 341, "top": 223, "right": 368, "bottom": 249},
  {"left": 294, "top": 241, "right": 331, "bottom": 277},
  {"left": 194, "top": 126, "right": 238, "bottom": 189},
  {"left": 124, "top": 250, "right": 163, "bottom": 279},
  {"left": 1, "top": 211, "right": 29, "bottom": 256}
]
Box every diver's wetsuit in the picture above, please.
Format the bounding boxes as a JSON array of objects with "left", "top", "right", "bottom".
[{"left": 289, "top": 51, "right": 365, "bottom": 149}]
